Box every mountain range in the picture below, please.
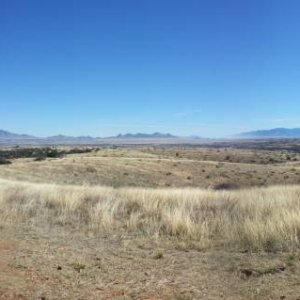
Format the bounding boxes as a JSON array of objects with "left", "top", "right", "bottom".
[
  {"left": 237, "top": 128, "right": 300, "bottom": 138},
  {"left": 112, "top": 132, "right": 177, "bottom": 139},
  {"left": 0, "top": 130, "right": 180, "bottom": 144},
  {"left": 2, "top": 128, "right": 300, "bottom": 145},
  {"left": 0, "top": 130, "right": 35, "bottom": 139}
]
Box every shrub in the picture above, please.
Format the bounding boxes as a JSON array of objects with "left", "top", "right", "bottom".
[
  {"left": 34, "top": 153, "right": 47, "bottom": 161},
  {"left": 0, "top": 158, "right": 11, "bottom": 165},
  {"left": 86, "top": 166, "right": 97, "bottom": 173},
  {"left": 212, "top": 182, "right": 240, "bottom": 190}
]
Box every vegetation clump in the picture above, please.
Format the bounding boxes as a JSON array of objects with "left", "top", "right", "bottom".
[
  {"left": 0, "top": 157, "right": 11, "bottom": 165},
  {"left": 0, "top": 147, "right": 94, "bottom": 161}
]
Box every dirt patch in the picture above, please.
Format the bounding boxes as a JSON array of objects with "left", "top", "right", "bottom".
[
  {"left": 1, "top": 225, "right": 300, "bottom": 299},
  {"left": 0, "top": 241, "right": 17, "bottom": 251}
]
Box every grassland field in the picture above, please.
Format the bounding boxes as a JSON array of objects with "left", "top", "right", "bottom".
[{"left": 1, "top": 143, "right": 300, "bottom": 299}]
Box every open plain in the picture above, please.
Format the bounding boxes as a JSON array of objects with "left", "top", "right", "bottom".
[{"left": 1, "top": 142, "right": 300, "bottom": 299}]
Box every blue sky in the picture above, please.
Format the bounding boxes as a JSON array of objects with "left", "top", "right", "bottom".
[{"left": 1, "top": 0, "right": 300, "bottom": 137}]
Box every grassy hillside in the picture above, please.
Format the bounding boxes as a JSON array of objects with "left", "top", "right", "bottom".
[{"left": 1, "top": 146, "right": 300, "bottom": 189}]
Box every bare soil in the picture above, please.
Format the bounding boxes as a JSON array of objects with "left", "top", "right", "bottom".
[{"left": 1, "top": 223, "right": 300, "bottom": 300}]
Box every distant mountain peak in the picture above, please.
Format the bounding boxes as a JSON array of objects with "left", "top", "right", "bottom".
[{"left": 0, "top": 129, "right": 36, "bottom": 139}]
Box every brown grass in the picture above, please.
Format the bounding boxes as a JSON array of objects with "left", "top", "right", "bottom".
[
  {"left": 0, "top": 146, "right": 299, "bottom": 189},
  {"left": 1, "top": 178, "right": 300, "bottom": 252}
]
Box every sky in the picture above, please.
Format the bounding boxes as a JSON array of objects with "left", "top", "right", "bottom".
[{"left": 1, "top": 0, "right": 300, "bottom": 138}]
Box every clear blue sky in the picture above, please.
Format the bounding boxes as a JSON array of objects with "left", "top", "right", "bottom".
[{"left": 1, "top": 0, "right": 300, "bottom": 137}]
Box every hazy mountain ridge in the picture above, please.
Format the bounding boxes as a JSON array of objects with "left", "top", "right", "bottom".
[
  {"left": 0, "top": 130, "right": 94, "bottom": 144},
  {"left": 0, "top": 130, "right": 37, "bottom": 139},
  {"left": 46, "top": 135, "right": 95, "bottom": 141},
  {"left": 0, "top": 130, "right": 178, "bottom": 140},
  {"left": 0, "top": 130, "right": 181, "bottom": 144},
  {"left": 112, "top": 132, "right": 177, "bottom": 139},
  {"left": 3, "top": 128, "right": 300, "bottom": 144},
  {"left": 238, "top": 128, "right": 300, "bottom": 138}
]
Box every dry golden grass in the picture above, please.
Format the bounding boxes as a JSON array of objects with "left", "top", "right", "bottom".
[{"left": 1, "top": 178, "right": 300, "bottom": 252}]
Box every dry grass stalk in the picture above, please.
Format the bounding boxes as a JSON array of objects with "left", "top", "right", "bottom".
[{"left": 1, "top": 178, "right": 300, "bottom": 251}]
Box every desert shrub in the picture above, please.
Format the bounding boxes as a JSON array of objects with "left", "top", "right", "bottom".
[
  {"left": 34, "top": 155, "right": 47, "bottom": 161},
  {"left": 0, "top": 147, "right": 97, "bottom": 163},
  {"left": 66, "top": 148, "right": 94, "bottom": 155},
  {"left": 45, "top": 149, "right": 61, "bottom": 158},
  {"left": 0, "top": 158, "right": 11, "bottom": 165},
  {"left": 86, "top": 166, "right": 97, "bottom": 173},
  {"left": 212, "top": 182, "right": 240, "bottom": 190}
]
